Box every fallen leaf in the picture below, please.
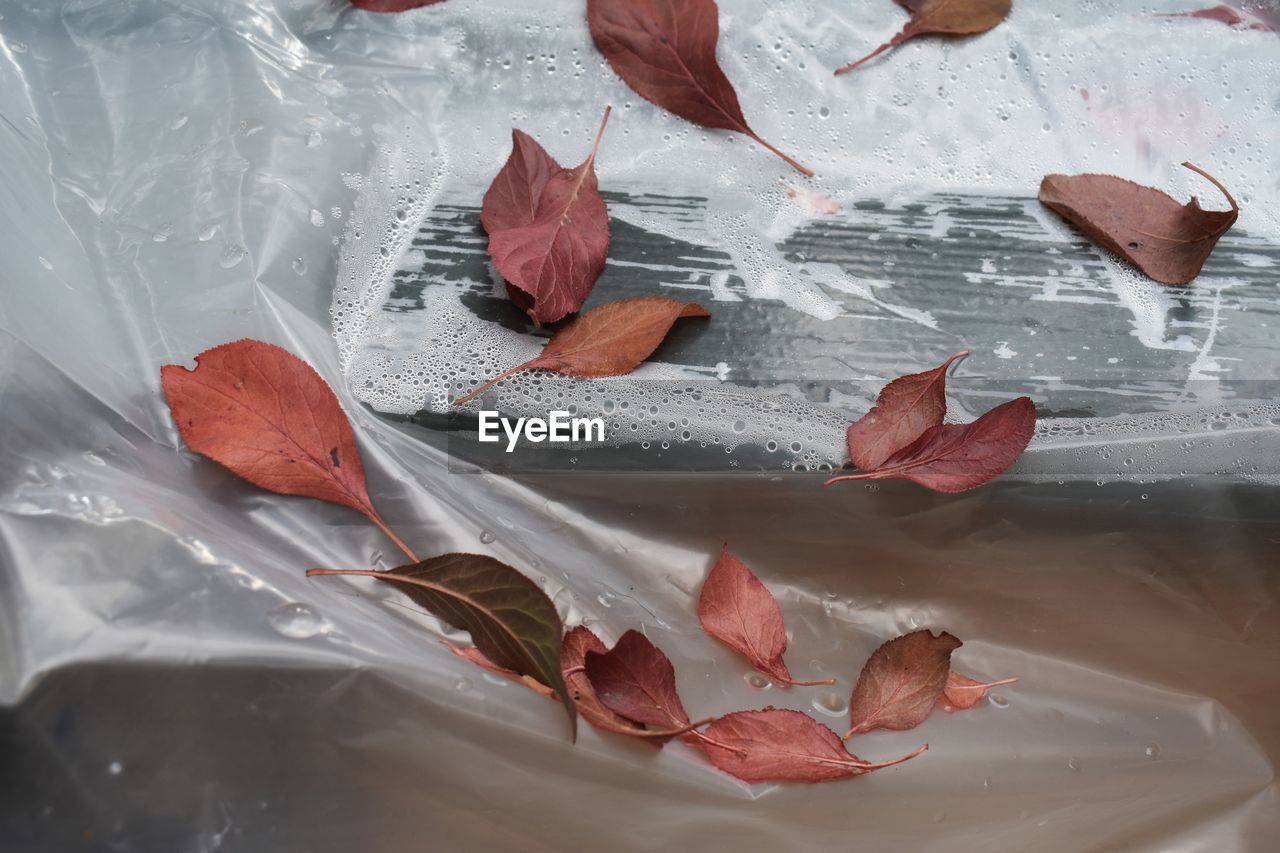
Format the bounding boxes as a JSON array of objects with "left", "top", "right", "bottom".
[
  {"left": 485, "top": 108, "right": 613, "bottom": 325},
  {"left": 351, "top": 0, "right": 445, "bottom": 10},
  {"left": 442, "top": 639, "right": 557, "bottom": 698},
  {"left": 1156, "top": 4, "right": 1276, "bottom": 31},
  {"left": 845, "top": 351, "right": 968, "bottom": 471},
  {"left": 845, "top": 630, "right": 962, "bottom": 739},
  {"left": 826, "top": 396, "right": 1037, "bottom": 493},
  {"left": 453, "top": 297, "right": 709, "bottom": 405},
  {"left": 161, "top": 339, "right": 416, "bottom": 561},
  {"left": 836, "top": 0, "right": 1012, "bottom": 75},
  {"left": 564, "top": 627, "right": 708, "bottom": 742},
  {"left": 587, "top": 0, "right": 811, "bottom": 176},
  {"left": 307, "top": 554, "right": 576, "bottom": 735},
  {"left": 698, "top": 547, "right": 836, "bottom": 687},
  {"left": 783, "top": 183, "right": 843, "bottom": 215},
  {"left": 584, "top": 629, "right": 691, "bottom": 730},
  {"left": 690, "top": 709, "right": 926, "bottom": 783},
  {"left": 936, "top": 671, "right": 1019, "bottom": 712},
  {"left": 1039, "top": 162, "right": 1240, "bottom": 285}
]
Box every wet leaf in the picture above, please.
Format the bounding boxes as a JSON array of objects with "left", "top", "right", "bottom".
[
  {"left": 845, "top": 630, "right": 962, "bottom": 739},
  {"left": 485, "top": 108, "right": 613, "bottom": 325},
  {"left": 161, "top": 339, "right": 415, "bottom": 559},
  {"left": 836, "top": 0, "right": 1012, "bottom": 74},
  {"left": 1039, "top": 162, "right": 1239, "bottom": 286},
  {"left": 1156, "top": 5, "right": 1276, "bottom": 31},
  {"left": 698, "top": 547, "right": 835, "bottom": 687},
  {"left": 307, "top": 554, "right": 576, "bottom": 736},
  {"left": 935, "top": 671, "right": 1019, "bottom": 712},
  {"left": 453, "top": 297, "right": 709, "bottom": 405},
  {"left": 587, "top": 0, "right": 811, "bottom": 176},
  {"left": 783, "top": 183, "right": 843, "bottom": 215},
  {"left": 845, "top": 350, "right": 968, "bottom": 471},
  {"left": 351, "top": 0, "right": 445, "bottom": 10},
  {"left": 584, "top": 629, "right": 691, "bottom": 730},
  {"left": 442, "top": 639, "right": 557, "bottom": 698},
  {"left": 690, "top": 709, "right": 926, "bottom": 783},
  {"left": 827, "top": 396, "right": 1037, "bottom": 493}
]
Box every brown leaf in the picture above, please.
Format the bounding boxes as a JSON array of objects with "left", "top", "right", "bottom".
[
  {"left": 845, "top": 630, "right": 962, "bottom": 739},
  {"left": 307, "top": 554, "right": 576, "bottom": 736},
  {"left": 698, "top": 547, "right": 835, "bottom": 687},
  {"left": 690, "top": 709, "right": 926, "bottom": 784},
  {"left": 1039, "top": 162, "right": 1239, "bottom": 286},
  {"left": 827, "top": 396, "right": 1036, "bottom": 493},
  {"left": 587, "top": 0, "right": 811, "bottom": 176},
  {"left": 584, "top": 629, "right": 691, "bottom": 730},
  {"left": 441, "top": 639, "right": 557, "bottom": 699},
  {"left": 836, "top": 0, "right": 1012, "bottom": 74},
  {"left": 935, "top": 671, "right": 1019, "bottom": 712},
  {"left": 351, "top": 0, "right": 444, "bottom": 10},
  {"left": 453, "top": 297, "right": 709, "bottom": 405},
  {"left": 845, "top": 350, "right": 968, "bottom": 471},
  {"left": 486, "top": 108, "right": 613, "bottom": 325},
  {"left": 161, "top": 339, "right": 415, "bottom": 560}
]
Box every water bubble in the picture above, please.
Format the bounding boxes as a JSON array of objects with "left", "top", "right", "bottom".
[
  {"left": 267, "top": 602, "right": 325, "bottom": 639},
  {"left": 38, "top": 256, "right": 53, "bottom": 271},
  {"left": 454, "top": 678, "right": 473, "bottom": 693},
  {"left": 596, "top": 592, "right": 615, "bottom": 608},
  {"left": 1144, "top": 743, "right": 1161, "bottom": 760},
  {"left": 309, "top": 209, "right": 325, "bottom": 227},
  {"left": 744, "top": 672, "right": 771, "bottom": 690},
  {"left": 1067, "top": 757, "right": 1081, "bottom": 773},
  {"left": 219, "top": 244, "right": 246, "bottom": 269},
  {"left": 811, "top": 692, "right": 847, "bottom": 717},
  {"left": 170, "top": 113, "right": 188, "bottom": 130},
  {"left": 107, "top": 761, "right": 123, "bottom": 776},
  {"left": 198, "top": 223, "right": 217, "bottom": 242},
  {"left": 305, "top": 130, "right": 322, "bottom": 148},
  {"left": 989, "top": 694, "right": 1010, "bottom": 709},
  {"left": 292, "top": 257, "right": 308, "bottom": 276},
  {"left": 478, "top": 529, "right": 496, "bottom": 544}
]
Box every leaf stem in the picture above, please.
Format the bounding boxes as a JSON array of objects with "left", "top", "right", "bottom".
[
  {"left": 781, "top": 676, "right": 838, "bottom": 687},
  {"left": 951, "top": 677, "right": 1019, "bottom": 691},
  {"left": 834, "top": 40, "right": 893, "bottom": 75},
  {"left": 751, "top": 133, "right": 814, "bottom": 177},
  {"left": 849, "top": 743, "right": 928, "bottom": 770},
  {"left": 824, "top": 471, "right": 874, "bottom": 486},
  {"left": 452, "top": 359, "right": 537, "bottom": 406},
  {"left": 369, "top": 514, "right": 418, "bottom": 562},
  {"left": 587, "top": 105, "right": 612, "bottom": 166},
  {"left": 1181, "top": 161, "right": 1238, "bottom": 213}
]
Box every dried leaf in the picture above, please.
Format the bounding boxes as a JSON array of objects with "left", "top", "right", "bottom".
[
  {"left": 1156, "top": 5, "right": 1276, "bottom": 31},
  {"left": 442, "top": 639, "right": 557, "bottom": 698},
  {"left": 307, "top": 554, "right": 576, "bottom": 736},
  {"left": 698, "top": 547, "right": 835, "bottom": 687},
  {"left": 827, "top": 396, "right": 1036, "bottom": 493},
  {"left": 1039, "top": 162, "right": 1239, "bottom": 286},
  {"left": 453, "top": 297, "right": 709, "bottom": 405},
  {"left": 161, "top": 339, "right": 415, "bottom": 560},
  {"left": 845, "top": 350, "right": 968, "bottom": 471},
  {"left": 845, "top": 630, "right": 962, "bottom": 739},
  {"left": 587, "top": 0, "right": 811, "bottom": 176},
  {"left": 351, "top": 0, "right": 445, "bottom": 10},
  {"left": 936, "top": 671, "right": 1019, "bottom": 712},
  {"left": 836, "top": 0, "right": 1012, "bottom": 74},
  {"left": 690, "top": 709, "right": 926, "bottom": 784},
  {"left": 485, "top": 108, "right": 613, "bottom": 325},
  {"left": 584, "top": 629, "right": 691, "bottom": 730}
]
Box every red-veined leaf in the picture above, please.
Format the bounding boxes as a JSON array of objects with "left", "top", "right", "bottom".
[
  {"left": 442, "top": 639, "right": 557, "bottom": 698},
  {"left": 836, "top": 0, "right": 1012, "bottom": 74},
  {"left": 584, "top": 629, "right": 691, "bottom": 730},
  {"left": 845, "top": 350, "right": 968, "bottom": 471},
  {"left": 351, "top": 0, "right": 445, "bottom": 11},
  {"left": 845, "top": 630, "right": 961, "bottom": 739},
  {"left": 935, "top": 671, "right": 1019, "bottom": 712}
]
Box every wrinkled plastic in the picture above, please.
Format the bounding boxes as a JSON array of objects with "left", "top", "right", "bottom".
[{"left": 2, "top": 1, "right": 1279, "bottom": 851}]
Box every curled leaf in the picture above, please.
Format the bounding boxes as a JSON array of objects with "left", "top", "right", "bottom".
[
  {"left": 836, "top": 0, "right": 1012, "bottom": 75},
  {"left": 845, "top": 350, "right": 968, "bottom": 471},
  {"left": 827, "top": 396, "right": 1037, "bottom": 493},
  {"left": 584, "top": 629, "right": 691, "bottom": 730},
  {"left": 485, "top": 108, "right": 612, "bottom": 325},
  {"left": 587, "top": 0, "right": 811, "bottom": 176},
  {"left": 351, "top": 0, "right": 444, "bottom": 10},
  {"left": 453, "top": 297, "right": 709, "bottom": 405},
  {"left": 161, "top": 339, "right": 415, "bottom": 560},
  {"left": 846, "top": 630, "right": 962, "bottom": 739},
  {"left": 442, "top": 639, "right": 556, "bottom": 699},
  {"left": 936, "top": 671, "right": 1019, "bottom": 712},
  {"left": 307, "top": 554, "right": 575, "bottom": 736},
  {"left": 1156, "top": 5, "right": 1276, "bottom": 31},
  {"left": 698, "top": 547, "right": 835, "bottom": 687},
  {"left": 1039, "top": 162, "right": 1239, "bottom": 286},
  {"left": 690, "top": 709, "right": 926, "bottom": 784}
]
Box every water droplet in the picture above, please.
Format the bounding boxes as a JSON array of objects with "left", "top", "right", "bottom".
[
  {"left": 38, "top": 256, "right": 53, "bottom": 271},
  {"left": 305, "top": 130, "right": 322, "bottom": 148},
  {"left": 744, "top": 673, "right": 771, "bottom": 690},
  {"left": 107, "top": 761, "right": 123, "bottom": 776},
  {"left": 1067, "top": 757, "right": 1081, "bottom": 773},
  {"left": 810, "top": 692, "right": 847, "bottom": 717},
  {"left": 309, "top": 209, "right": 325, "bottom": 227},
  {"left": 989, "top": 694, "right": 1010, "bottom": 709},
  {"left": 267, "top": 602, "right": 325, "bottom": 639},
  {"left": 219, "top": 244, "right": 246, "bottom": 269},
  {"left": 292, "top": 257, "right": 307, "bottom": 276},
  {"left": 818, "top": 105, "right": 831, "bottom": 119},
  {"left": 478, "top": 529, "right": 496, "bottom": 544},
  {"left": 198, "top": 223, "right": 217, "bottom": 242},
  {"left": 596, "top": 592, "right": 615, "bottom": 608},
  {"left": 1144, "top": 743, "right": 1160, "bottom": 760},
  {"left": 454, "top": 677, "right": 473, "bottom": 693},
  {"left": 170, "top": 113, "right": 188, "bottom": 130}
]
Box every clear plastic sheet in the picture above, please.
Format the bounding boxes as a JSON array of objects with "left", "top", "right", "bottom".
[{"left": 2, "top": 1, "right": 1279, "bottom": 850}]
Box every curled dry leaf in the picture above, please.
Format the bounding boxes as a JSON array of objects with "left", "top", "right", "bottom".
[
  {"left": 307, "top": 554, "right": 576, "bottom": 736},
  {"left": 846, "top": 630, "right": 962, "bottom": 739},
  {"left": 584, "top": 629, "right": 692, "bottom": 730},
  {"left": 351, "top": 0, "right": 444, "bottom": 10},
  {"left": 836, "top": 0, "right": 1012, "bottom": 75},
  {"left": 453, "top": 297, "right": 710, "bottom": 405},
  {"left": 485, "top": 108, "right": 613, "bottom": 325},
  {"left": 442, "top": 639, "right": 556, "bottom": 699},
  {"left": 1039, "top": 162, "right": 1239, "bottom": 286},
  {"left": 936, "top": 671, "right": 1019, "bottom": 712},
  {"left": 845, "top": 350, "right": 968, "bottom": 471},
  {"left": 698, "top": 547, "right": 835, "bottom": 687},
  {"left": 161, "top": 339, "right": 416, "bottom": 561},
  {"left": 690, "top": 709, "right": 926, "bottom": 784},
  {"left": 587, "top": 0, "right": 811, "bottom": 176},
  {"left": 827, "top": 396, "right": 1037, "bottom": 493}
]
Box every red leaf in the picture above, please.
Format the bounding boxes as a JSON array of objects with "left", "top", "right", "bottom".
[
  {"left": 161, "top": 339, "right": 415, "bottom": 560},
  {"left": 453, "top": 297, "right": 710, "bottom": 405},
  {"left": 845, "top": 630, "right": 962, "bottom": 739},
  {"left": 1039, "top": 162, "right": 1240, "bottom": 286},
  {"left": 845, "top": 350, "right": 968, "bottom": 471},
  {"left": 485, "top": 108, "right": 613, "bottom": 325},
  {"left": 584, "top": 629, "right": 691, "bottom": 730},
  {"left": 827, "top": 396, "right": 1036, "bottom": 493},
  {"left": 783, "top": 183, "right": 842, "bottom": 215},
  {"left": 1156, "top": 5, "right": 1275, "bottom": 31},
  {"left": 690, "top": 709, "right": 926, "bottom": 784},
  {"left": 698, "top": 547, "right": 835, "bottom": 687},
  {"left": 442, "top": 639, "right": 557, "bottom": 699},
  {"left": 836, "top": 0, "right": 1012, "bottom": 74},
  {"left": 351, "top": 0, "right": 445, "bottom": 10},
  {"left": 587, "top": 0, "right": 811, "bottom": 176},
  {"left": 935, "top": 671, "right": 1019, "bottom": 712}
]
